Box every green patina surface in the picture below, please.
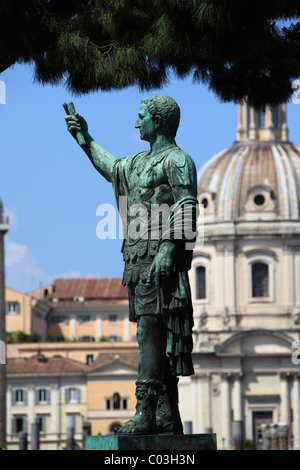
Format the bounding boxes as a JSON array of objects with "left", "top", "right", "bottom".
[
  {"left": 64, "top": 96, "right": 198, "bottom": 435},
  {"left": 85, "top": 434, "right": 217, "bottom": 451}
]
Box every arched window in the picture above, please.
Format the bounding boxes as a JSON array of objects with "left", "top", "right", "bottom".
[
  {"left": 106, "top": 393, "right": 128, "bottom": 410},
  {"left": 252, "top": 262, "right": 269, "bottom": 298},
  {"left": 196, "top": 266, "right": 206, "bottom": 299},
  {"left": 113, "top": 393, "right": 121, "bottom": 410}
]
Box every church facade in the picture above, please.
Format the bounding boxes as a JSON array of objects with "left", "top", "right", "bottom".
[{"left": 179, "top": 102, "right": 300, "bottom": 449}]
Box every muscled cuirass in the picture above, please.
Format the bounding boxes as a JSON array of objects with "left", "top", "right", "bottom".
[{"left": 122, "top": 150, "right": 173, "bottom": 285}]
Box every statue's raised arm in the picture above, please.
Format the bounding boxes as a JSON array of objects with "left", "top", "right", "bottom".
[{"left": 63, "top": 101, "right": 115, "bottom": 182}]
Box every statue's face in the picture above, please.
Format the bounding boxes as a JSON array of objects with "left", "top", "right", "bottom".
[{"left": 135, "top": 104, "right": 157, "bottom": 143}]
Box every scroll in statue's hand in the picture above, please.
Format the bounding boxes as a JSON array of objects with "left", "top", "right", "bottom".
[{"left": 63, "top": 102, "right": 88, "bottom": 146}]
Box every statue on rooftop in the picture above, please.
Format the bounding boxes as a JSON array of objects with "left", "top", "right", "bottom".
[{"left": 64, "top": 95, "right": 198, "bottom": 435}]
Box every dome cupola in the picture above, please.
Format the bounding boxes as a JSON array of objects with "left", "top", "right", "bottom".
[{"left": 198, "top": 102, "right": 300, "bottom": 226}]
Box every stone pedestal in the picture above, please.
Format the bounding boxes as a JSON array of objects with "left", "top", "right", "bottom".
[{"left": 85, "top": 433, "right": 217, "bottom": 450}]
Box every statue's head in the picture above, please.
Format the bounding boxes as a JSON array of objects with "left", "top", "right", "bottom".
[{"left": 140, "top": 95, "right": 180, "bottom": 139}]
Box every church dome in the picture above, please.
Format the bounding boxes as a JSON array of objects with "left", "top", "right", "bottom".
[{"left": 198, "top": 102, "right": 300, "bottom": 225}]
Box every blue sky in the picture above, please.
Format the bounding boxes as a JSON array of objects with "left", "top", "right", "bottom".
[{"left": 1, "top": 63, "right": 299, "bottom": 293}]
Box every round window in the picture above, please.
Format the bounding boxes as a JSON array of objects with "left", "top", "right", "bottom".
[
  {"left": 201, "top": 197, "right": 208, "bottom": 208},
  {"left": 254, "top": 194, "right": 265, "bottom": 206}
]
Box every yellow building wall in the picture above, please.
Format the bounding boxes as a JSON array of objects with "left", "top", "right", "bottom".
[
  {"left": 88, "top": 380, "right": 136, "bottom": 411},
  {"left": 5, "top": 288, "right": 32, "bottom": 335},
  {"left": 87, "top": 378, "right": 136, "bottom": 436}
]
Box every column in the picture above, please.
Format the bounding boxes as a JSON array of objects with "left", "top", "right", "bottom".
[
  {"left": 27, "top": 386, "right": 35, "bottom": 435},
  {"left": 280, "top": 373, "right": 290, "bottom": 427},
  {"left": 221, "top": 373, "right": 232, "bottom": 449},
  {"left": 192, "top": 374, "right": 210, "bottom": 434},
  {"left": 215, "top": 245, "right": 225, "bottom": 311},
  {"left": 6, "top": 386, "right": 11, "bottom": 437},
  {"left": 232, "top": 373, "right": 243, "bottom": 422},
  {"left": 249, "top": 107, "right": 256, "bottom": 140},
  {"left": 282, "top": 245, "right": 295, "bottom": 307},
  {"left": 280, "top": 103, "right": 289, "bottom": 141},
  {"left": 123, "top": 313, "right": 130, "bottom": 341},
  {"left": 96, "top": 314, "right": 102, "bottom": 340},
  {"left": 51, "top": 384, "right": 59, "bottom": 437},
  {"left": 292, "top": 373, "right": 300, "bottom": 449},
  {"left": 295, "top": 247, "right": 300, "bottom": 307},
  {"left": 265, "top": 107, "right": 275, "bottom": 140},
  {"left": 69, "top": 313, "right": 77, "bottom": 339},
  {"left": 232, "top": 373, "right": 243, "bottom": 449},
  {"left": 236, "top": 102, "right": 246, "bottom": 141},
  {"left": 224, "top": 245, "right": 236, "bottom": 312}
]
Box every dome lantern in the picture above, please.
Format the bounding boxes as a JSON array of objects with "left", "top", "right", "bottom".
[{"left": 236, "top": 101, "right": 289, "bottom": 142}]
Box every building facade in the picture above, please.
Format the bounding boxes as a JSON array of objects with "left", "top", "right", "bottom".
[
  {"left": 6, "top": 351, "right": 138, "bottom": 450},
  {"left": 178, "top": 102, "right": 300, "bottom": 449},
  {"left": 36, "top": 278, "right": 135, "bottom": 343}
]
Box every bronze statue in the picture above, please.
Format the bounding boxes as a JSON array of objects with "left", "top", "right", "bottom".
[{"left": 64, "top": 96, "right": 198, "bottom": 435}]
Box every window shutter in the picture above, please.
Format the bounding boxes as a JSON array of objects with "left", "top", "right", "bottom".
[
  {"left": 47, "top": 389, "right": 51, "bottom": 404},
  {"left": 23, "top": 389, "right": 27, "bottom": 405},
  {"left": 77, "top": 388, "right": 81, "bottom": 403},
  {"left": 65, "top": 388, "right": 69, "bottom": 403}
]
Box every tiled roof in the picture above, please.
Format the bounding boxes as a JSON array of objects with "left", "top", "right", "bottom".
[
  {"left": 50, "top": 278, "right": 128, "bottom": 301},
  {"left": 88, "top": 352, "right": 139, "bottom": 371},
  {"left": 6, "top": 352, "right": 139, "bottom": 375},
  {"left": 7, "top": 355, "right": 88, "bottom": 374}
]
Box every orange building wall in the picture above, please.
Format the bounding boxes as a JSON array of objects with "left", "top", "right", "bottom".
[{"left": 6, "top": 288, "right": 32, "bottom": 335}]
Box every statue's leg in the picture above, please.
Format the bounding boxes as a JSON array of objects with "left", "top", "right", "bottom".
[
  {"left": 156, "top": 373, "right": 184, "bottom": 435},
  {"left": 115, "top": 315, "right": 165, "bottom": 435}
]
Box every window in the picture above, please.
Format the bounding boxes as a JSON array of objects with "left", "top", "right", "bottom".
[
  {"left": 258, "top": 107, "right": 265, "bottom": 128},
  {"left": 12, "top": 415, "right": 27, "bottom": 434},
  {"left": 78, "top": 335, "right": 95, "bottom": 342},
  {"left": 108, "top": 314, "right": 118, "bottom": 323},
  {"left": 106, "top": 393, "right": 128, "bottom": 410},
  {"left": 6, "top": 302, "right": 20, "bottom": 315},
  {"left": 252, "top": 262, "right": 269, "bottom": 298},
  {"left": 246, "top": 250, "right": 275, "bottom": 303},
  {"left": 86, "top": 354, "right": 94, "bottom": 365},
  {"left": 36, "top": 414, "right": 48, "bottom": 433},
  {"left": 52, "top": 316, "right": 68, "bottom": 325},
  {"left": 13, "top": 389, "right": 27, "bottom": 405},
  {"left": 78, "top": 315, "right": 91, "bottom": 324},
  {"left": 196, "top": 266, "right": 206, "bottom": 299},
  {"left": 108, "top": 335, "right": 122, "bottom": 342},
  {"left": 65, "top": 387, "right": 81, "bottom": 404},
  {"left": 113, "top": 393, "right": 120, "bottom": 410},
  {"left": 53, "top": 336, "right": 66, "bottom": 342},
  {"left": 67, "top": 413, "right": 79, "bottom": 432},
  {"left": 272, "top": 107, "right": 278, "bottom": 129},
  {"left": 36, "top": 388, "right": 50, "bottom": 404}
]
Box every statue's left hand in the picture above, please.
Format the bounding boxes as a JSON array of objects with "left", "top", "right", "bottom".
[{"left": 146, "top": 243, "right": 175, "bottom": 286}]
